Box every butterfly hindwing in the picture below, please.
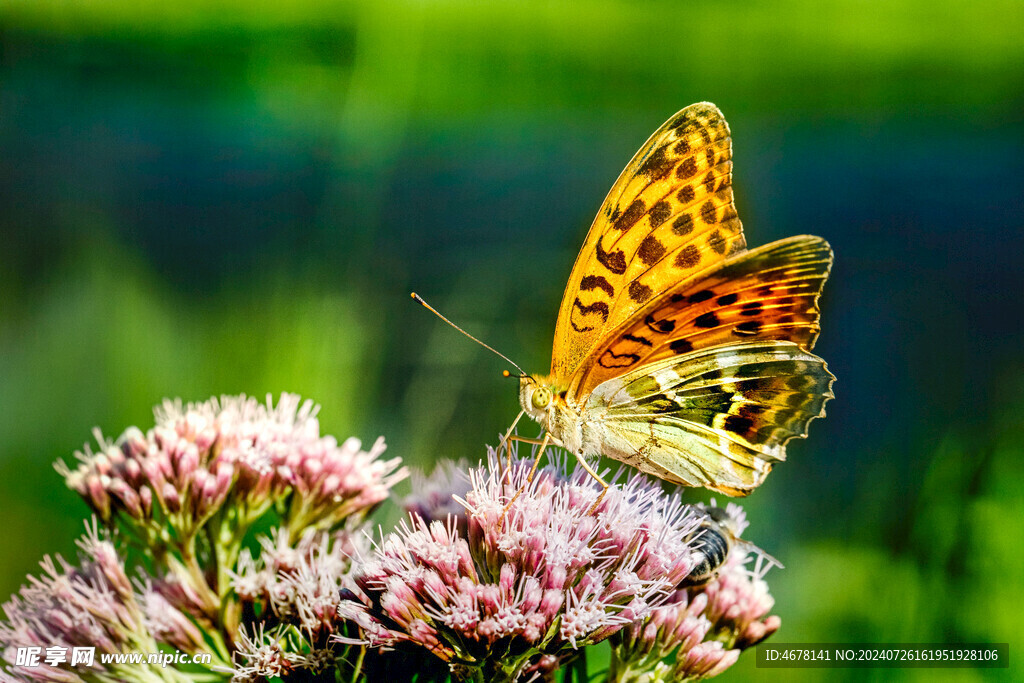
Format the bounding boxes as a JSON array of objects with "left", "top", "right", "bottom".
[
  {"left": 569, "top": 235, "right": 832, "bottom": 399},
  {"left": 585, "top": 341, "right": 834, "bottom": 494},
  {"left": 551, "top": 103, "right": 746, "bottom": 383}
]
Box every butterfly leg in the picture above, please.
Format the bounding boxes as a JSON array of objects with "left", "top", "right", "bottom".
[
  {"left": 572, "top": 452, "right": 609, "bottom": 515},
  {"left": 502, "top": 433, "right": 547, "bottom": 470},
  {"left": 501, "top": 432, "right": 550, "bottom": 518},
  {"left": 499, "top": 409, "right": 526, "bottom": 472},
  {"left": 526, "top": 441, "right": 546, "bottom": 483}
]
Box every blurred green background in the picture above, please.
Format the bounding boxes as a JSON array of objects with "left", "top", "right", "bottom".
[{"left": 1, "top": 0, "right": 1022, "bottom": 680}]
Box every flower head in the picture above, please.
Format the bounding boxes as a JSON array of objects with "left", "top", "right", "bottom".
[
  {"left": 229, "top": 624, "right": 291, "bottom": 682},
  {"left": 341, "top": 449, "right": 703, "bottom": 682},
  {"left": 57, "top": 393, "right": 407, "bottom": 541},
  {"left": 0, "top": 522, "right": 195, "bottom": 682},
  {"left": 45, "top": 394, "right": 406, "bottom": 679},
  {"left": 222, "top": 528, "right": 365, "bottom": 681},
  {"left": 230, "top": 528, "right": 364, "bottom": 642},
  {"left": 701, "top": 551, "right": 781, "bottom": 649}
]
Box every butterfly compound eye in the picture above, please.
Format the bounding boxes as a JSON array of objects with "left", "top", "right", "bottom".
[{"left": 531, "top": 387, "right": 552, "bottom": 410}]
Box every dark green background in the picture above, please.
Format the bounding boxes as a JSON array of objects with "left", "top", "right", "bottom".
[{"left": 1, "top": 2, "right": 1021, "bottom": 680}]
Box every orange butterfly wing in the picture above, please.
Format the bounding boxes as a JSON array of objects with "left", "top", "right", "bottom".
[
  {"left": 569, "top": 235, "right": 832, "bottom": 400},
  {"left": 550, "top": 103, "right": 746, "bottom": 384}
]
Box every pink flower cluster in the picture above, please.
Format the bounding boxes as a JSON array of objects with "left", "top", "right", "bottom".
[
  {"left": 57, "top": 394, "right": 407, "bottom": 537},
  {"left": 702, "top": 552, "right": 781, "bottom": 650},
  {"left": 2, "top": 386, "right": 786, "bottom": 682},
  {"left": 225, "top": 528, "right": 377, "bottom": 681},
  {"left": 0, "top": 522, "right": 201, "bottom": 683},
  {"left": 610, "top": 589, "right": 738, "bottom": 682},
  {"left": 341, "top": 450, "right": 704, "bottom": 682},
  {"left": 231, "top": 529, "right": 362, "bottom": 641}
]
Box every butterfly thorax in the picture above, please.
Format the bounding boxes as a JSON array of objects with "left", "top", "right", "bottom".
[{"left": 518, "top": 376, "right": 586, "bottom": 454}]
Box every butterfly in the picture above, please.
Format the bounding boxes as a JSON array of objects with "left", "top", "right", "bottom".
[{"left": 502, "top": 102, "right": 834, "bottom": 503}]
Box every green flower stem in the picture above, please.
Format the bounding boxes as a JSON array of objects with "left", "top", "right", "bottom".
[
  {"left": 348, "top": 645, "right": 366, "bottom": 683},
  {"left": 457, "top": 667, "right": 485, "bottom": 683},
  {"left": 285, "top": 493, "right": 316, "bottom": 541},
  {"left": 211, "top": 498, "right": 272, "bottom": 641},
  {"left": 176, "top": 537, "right": 219, "bottom": 616},
  {"left": 507, "top": 656, "right": 532, "bottom": 683},
  {"left": 568, "top": 650, "right": 589, "bottom": 683},
  {"left": 201, "top": 629, "right": 233, "bottom": 669},
  {"left": 209, "top": 509, "right": 241, "bottom": 636},
  {"left": 605, "top": 647, "right": 632, "bottom": 683},
  {"left": 169, "top": 537, "right": 232, "bottom": 664}
]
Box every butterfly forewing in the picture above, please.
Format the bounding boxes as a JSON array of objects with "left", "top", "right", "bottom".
[
  {"left": 551, "top": 103, "right": 747, "bottom": 382},
  {"left": 586, "top": 341, "right": 834, "bottom": 494},
  {"left": 568, "top": 235, "right": 832, "bottom": 400}
]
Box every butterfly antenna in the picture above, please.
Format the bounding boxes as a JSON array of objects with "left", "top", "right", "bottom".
[{"left": 411, "top": 292, "right": 528, "bottom": 377}]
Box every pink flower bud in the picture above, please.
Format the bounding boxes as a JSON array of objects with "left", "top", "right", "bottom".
[
  {"left": 138, "top": 484, "right": 152, "bottom": 516},
  {"left": 544, "top": 566, "right": 568, "bottom": 591},
  {"left": 93, "top": 452, "right": 112, "bottom": 475},
  {"left": 320, "top": 473, "right": 341, "bottom": 499},
  {"left": 302, "top": 457, "right": 323, "bottom": 478},
  {"left": 215, "top": 460, "right": 234, "bottom": 491},
  {"left": 201, "top": 472, "right": 222, "bottom": 512},
  {"left": 177, "top": 443, "right": 199, "bottom": 481},
  {"left": 520, "top": 577, "right": 543, "bottom": 613},
  {"left": 162, "top": 482, "right": 180, "bottom": 512},
  {"left": 194, "top": 426, "right": 217, "bottom": 452},
  {"left": 422, "top": 570, "right": 447, "bottom": 599},
  {"left": 499, "top": 563, "right": 517, "bottom": 595},
  {"left": 122, "top": 457, "right": 141, "bottom": 483},
  {"left": 84, "top": 473, "right": 111, "bottom": 520},
  {"left": 110, "top": 478, "right": 143, "bottom": 519},
  {"left": 538, "top": 589, "right": 564, "bottom": 619}
]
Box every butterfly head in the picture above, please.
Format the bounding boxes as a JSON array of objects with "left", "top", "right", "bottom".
[{"left": 518, "top": 375, "right": 563, "bottom": 425}]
